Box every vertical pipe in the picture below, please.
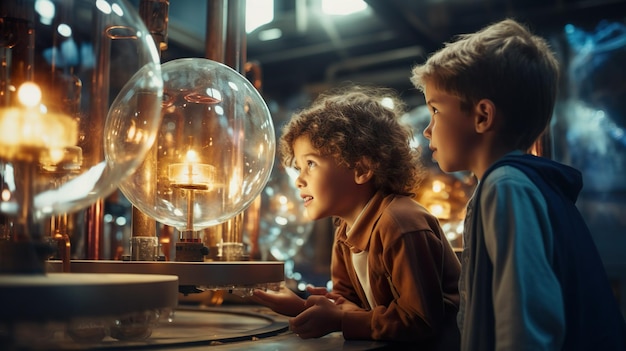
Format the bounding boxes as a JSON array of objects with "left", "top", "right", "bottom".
[
  {"left": 0, "top": 1, "right": 35, "bottom": 107},
  {"left": 203, "top": 0, "right": 249, "bottom": 261},
  {"left": 226, "top": 0, "right": 248, "bottom": 261},
  {"left": 139, "top": 0, "right": 169, "bottom": 54},
  {"left": 0, "top": 2, "right": 36, "bottom": 242},
  {"left": 130, "top": 91, "right": 158, "bottom": 241},
  {"left": 128, "top": 0, "right": 170, "bottom": 260},
  {"left": 224, "top": 0, "right": 246, "bottom": 72},
  {"left": 85, "top": 4, "right": 112, "bottom": 259},
  {"left": 243, "top": 61, "right": 263, "bottom": 260},
  {"left": 205, "top": 0, "right": 227, "bottom": 62},
  {"left": 203, "top": 0, "right": 227, "bottom": 259}
]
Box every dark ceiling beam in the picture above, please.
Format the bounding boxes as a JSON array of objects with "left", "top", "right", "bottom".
[
  {"left": 248, "top": 30, "right": 399, "bottom": 64},
  {"left": 363, "top": 0, "right": 441, "bottom": 48},
  {"left": 324, "top": 46, "right": 424, "bottom": 82}
]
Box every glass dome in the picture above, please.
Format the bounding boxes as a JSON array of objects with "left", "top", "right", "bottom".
[
  {"left": 118, "top": 58, "right": 276, "bottom": 232},
  {"left": 0, "top": 0, "right": 163, "bottom": 224}
]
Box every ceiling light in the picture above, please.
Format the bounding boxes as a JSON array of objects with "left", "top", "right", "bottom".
[
  {"left": 246, "top": 0, "right": 274, "bottom": 33},
  {"left": 321, "top": 0, "right": 367, "bottom": 16},
  {"left": 258, "top": 28, "right": 283, "bottom": 41}
]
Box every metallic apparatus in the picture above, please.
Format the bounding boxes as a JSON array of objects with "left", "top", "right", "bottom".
[
  {"left": 0, "top": 0, "right": 179, "bottom": 348},
  {"left": 0, "top": 0, "right": 284, "bottom": 349}
]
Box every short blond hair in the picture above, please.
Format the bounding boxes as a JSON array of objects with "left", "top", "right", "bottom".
[{"left": 411, "top": 18, "right": 560, "bottom": 151}]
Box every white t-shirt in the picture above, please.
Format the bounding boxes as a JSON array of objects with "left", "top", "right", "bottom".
[{"left": 347, "top": 200, "right": 376, "bottom": 309}]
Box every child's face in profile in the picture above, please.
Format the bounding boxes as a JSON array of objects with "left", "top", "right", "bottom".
[
  {"left": 423, "top": 82, "right": 478, "bottom": 174},
  {"left": 292, "top": 136, "right": 364, "bottom": 223}
]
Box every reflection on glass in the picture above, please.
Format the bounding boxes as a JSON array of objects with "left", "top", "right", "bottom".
[
  {"left": 118, "top": 57, "right": 276, "bottom": 238},
  {"left": 400, "top": 105, "right": 477, "bottom": 249}
]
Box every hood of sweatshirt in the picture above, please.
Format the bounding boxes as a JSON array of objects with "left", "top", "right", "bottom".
[{"left": 487, "top": 152, "right": 583, "bottom": 203}]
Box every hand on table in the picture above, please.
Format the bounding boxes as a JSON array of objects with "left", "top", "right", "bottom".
[
  {"left": 289, "top": 295, "right": 345, "bottom": 339},
  {"left": 247, "top": 286, "right": 306, "bottom": 317}
]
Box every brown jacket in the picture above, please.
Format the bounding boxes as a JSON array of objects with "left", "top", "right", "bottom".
[{"left": 331, "top": 191, "right": 460, "bottom": 349}]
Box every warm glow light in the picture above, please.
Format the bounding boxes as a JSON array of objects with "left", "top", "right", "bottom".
[
  {"left": 168, "top": 151, "right": 215, "bottom": 190},
  {"left": 0, "top": 83, "right": 78, "bottom": 161},
  {"left": 17, "top": 82, "right": 42, "bottom": 108},
  {"left": 432, "top": 180, "right": 445, "bottom": 193},
  {"left": 279, "top": 195, "right": 288, "bottom": 205},
  {"left": 429, "top": 203, "right": 445, "bottom": 217},
  {"left": 228, "top": 171, "right": 243, "bottom": 200},
  {"left": 185, "top": 149, "right": 199, "bottom": 163}
]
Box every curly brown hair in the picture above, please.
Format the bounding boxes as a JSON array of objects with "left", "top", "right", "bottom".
[{"left": 279, "top": 84, "right": 424, "bottom": 196}]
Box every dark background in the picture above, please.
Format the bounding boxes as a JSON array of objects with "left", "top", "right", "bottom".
[{"left": 159, "top": 0, "right": 626, "bottom": 106}]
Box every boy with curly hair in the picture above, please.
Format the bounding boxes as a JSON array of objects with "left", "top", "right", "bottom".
[
  {"left": 411, "top": 18, "right": 626, "bottom": 350},
  {"left": 251, "top": 85, "right": 461, "bottom": 350}
]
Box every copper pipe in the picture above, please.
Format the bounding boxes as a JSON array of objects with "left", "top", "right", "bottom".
[
  {"left": 0, "top": 1, "right": 35, "bottom": 107},
  {"left": 139, "top": 0, "right": 170, "bottom": 53},
  {"left": 205, "top": 0, "right": 227, "bottom": 62},
  {"left": 243, "top": 61, "right": 263, "bottom": 260},
  {"left": 245, "top": 61, "right": 263, "bottom": 91},
  {"left": 224, "top": 0, "right": 246, "bottom": 73},
  {"left": 202, "top": 0, "right": 249, "bottom": 261},
  {"left": 84, "top": 3, "right": 114, "bottom": 259},
  {"left": 85, "top": 199, "right": 104, "bottom": 259},
  {"left": 54, "top": 233, "right": 71, "bottom": 272},
  {"left": 127, "top": 0, "right": 171, "bottom": 261},
  {"left": 130, "top": 90, "right": 160, "bottom": 241}
]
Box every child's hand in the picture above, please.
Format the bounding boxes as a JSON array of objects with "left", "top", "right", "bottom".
[
  {"left": 333, "top": 296, "right": 362, "bottom": 311},
  {"left": 305, "top": 285, "right": 328, "bottom": 296},
  {"left": 289, "top": 295, "right": 343, "bottom": 338},
  {"left": 247, "top": 287, "right": 306, "bottom": 317}
]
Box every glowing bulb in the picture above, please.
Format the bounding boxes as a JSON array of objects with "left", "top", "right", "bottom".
[
  {"left": 185, "top": 149, "right": 199, "bottom": 162},
  {"left": 0, "top": 82, "right": 78, "bottom": 160},
  {"left": 17, "top": 82, "right": 42, "bottom": 108},
  {"left": 432, "top": 180, "right": 445, "bottom": 193},
  {"left": 429, "top": 203, "right": 445, "bottom": 217}
]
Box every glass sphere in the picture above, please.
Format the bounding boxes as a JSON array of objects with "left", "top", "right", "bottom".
[
  {"left": 258, "top": 166, "right": 313, "bottom": 261},
  {"left": 400, "top": 105, "right": 476, "bottom": 249},
  {"left": 119, "top": 58, "right": 276, "bottom": 231},
  {"left": 0, "top": 0, "right": 163, "bottom": 221}
]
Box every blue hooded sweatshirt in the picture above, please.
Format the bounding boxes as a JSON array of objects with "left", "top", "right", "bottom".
[{"left": 458, "top": 152, "right": 626, "bottom": 351}]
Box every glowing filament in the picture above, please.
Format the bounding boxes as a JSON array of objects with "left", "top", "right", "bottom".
[
  {"left": 168, "top": 150, "right": 215, "bottom": 190},
  {"left": 0, "top": 83, "right": 78, "bottom": 162}
]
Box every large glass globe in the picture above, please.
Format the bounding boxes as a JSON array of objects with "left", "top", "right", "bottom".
[
  {"left": 0, "top": 0, "right": 163, "bottom": 225},
  {"left": 0, "top": 0, "right": 176, "bottom": 340},
  {"left": 400, "top": 105, "right": 476, "bottom": 248},
  {"left": 258, "top": 166, "right": 314, "bottom": 262},
  {"left": 119, "top": 58, "right": 276, "bottom": 232}
]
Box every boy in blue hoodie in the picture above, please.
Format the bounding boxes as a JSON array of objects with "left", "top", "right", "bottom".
[{"left": 410, "top": 18, "right": 626, "bottom": 351}]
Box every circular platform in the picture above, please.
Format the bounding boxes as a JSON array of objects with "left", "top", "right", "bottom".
[
  {"left": 2, "top": 306, "right": 289, "bottom": 350},
  {"left": 0, "top": 273, "right": 179, "bottom": 322},
  {"left": 45, "top": 260, "right": 285, "bottom": 288}
]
